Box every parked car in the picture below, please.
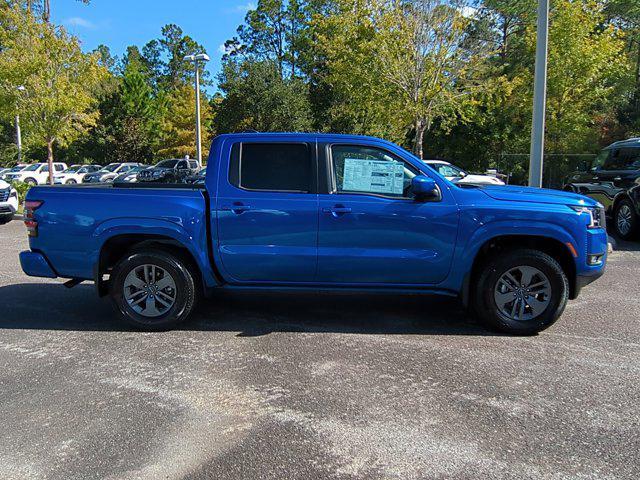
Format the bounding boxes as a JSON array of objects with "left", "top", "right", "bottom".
[
  {"left": 113, "top": 165, "right": 150, "bottom": 183},
  {"left": 3, "top": 162, "right": 68, "bottom": 185},
  {"left": 83, "top": 163, "right": 142, "bottom": 183},
  {"left": 0, "top": 178, "right": 19, "bottom": 224},
  {"left": 20, "top": 133, "right": 607, "bottom": 335},
  {"left": 53, "top": 165, "right": 102, "bottom": 184},
  {"left": 563, "top": 138, "right": 640, "bottom": 239},
  {"left": 185, "top": 166, "right": 206, "bottom": 185},
  {"left": 137, "top": 158, "right": 200, "bottom": 183},
  {"left": 424, "top": 159, "right": 505, "bottom": 186},
  {"left": 1, "top": 164, "right": 29, "bottom": 181},
  {"left": 0, "top": 168, "right": 10, "bottom": 177}
]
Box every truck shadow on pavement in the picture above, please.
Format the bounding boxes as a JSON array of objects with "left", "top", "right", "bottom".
[{"left": 0, "top": 283, "right": 501, "bottom": 336}]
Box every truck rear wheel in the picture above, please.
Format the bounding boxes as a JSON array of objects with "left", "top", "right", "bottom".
[
  {"left": 109, "top": 249, "right": 197, "bottom": 330},
  {"left": 473, "top": 249, "right": 569, "bottom": 335}
]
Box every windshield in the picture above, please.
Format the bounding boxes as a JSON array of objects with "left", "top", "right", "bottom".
[
  {"left": 156, "top": 159, "right": 179, "bottom": 169},
  {"left": 62, "top": 166, "right": 81, "bottom": 174},
  {"left": 429, "top": 162, "right": 464, "bottom": 177},
  {"left": 126, "top": 166, "right": 146, "bottom": 174},
  {"left": 100, "top": 163, "right": 120, "bottom": 172},
  {"left": 9, "top": 166, "right": 26, "bottom": 172},
  {"left": 23, "top": 164, "right": 42, "bottom": 172}
]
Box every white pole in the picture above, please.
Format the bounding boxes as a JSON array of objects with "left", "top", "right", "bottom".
[
  {"left": 195, "top": 61, "right": 202, "bottom": 167},
  {"left": 528, "top": 0, "right": 549, "bottom": 188},
  {"left": 15, "top": 114, "right": 22, "bottom": 163}
]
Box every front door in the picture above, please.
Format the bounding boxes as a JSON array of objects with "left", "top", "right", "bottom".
[
  {"left": 317, "top": 143, "right": 459, "bottom": 285},
  {"left": 216, "top": 141, "right": 318, "bottom": 283}
]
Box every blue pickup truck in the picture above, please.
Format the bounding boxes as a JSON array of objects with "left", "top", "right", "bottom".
[{"left": 20, "top": 133, "right": 608, "bottom": 334}]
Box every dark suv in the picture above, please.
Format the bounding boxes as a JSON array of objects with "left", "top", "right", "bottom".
[
  {"left": 564, "top": 138, "right": 640, "bottom": 239},
  {"left": 137, "top": 158, "right": 200, "bottom": 183}
]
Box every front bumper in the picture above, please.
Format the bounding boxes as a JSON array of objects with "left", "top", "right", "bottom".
[
  {"left": 0, "top": 198, "right": 18, "bottom": 215},
  {"left": 572, "top": 228, "right": 608, "bottom": 298},
  {"left": 20, "top": 251, "right": 57, "bottom": 278}
]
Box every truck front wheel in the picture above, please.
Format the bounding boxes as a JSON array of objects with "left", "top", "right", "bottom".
[
  {"left": 109, "top": 249, "right": 197, "bottom": 330},
  {"left": 473, "top": 249, "right": 569, "bottom": 335}
]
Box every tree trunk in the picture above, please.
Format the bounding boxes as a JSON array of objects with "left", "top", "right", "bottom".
[
  {"left": 43, "top": 0, "right": 50, "bottom": 22},
  {"left": 413, "top": 118, "right": 425, "bottom": 159},
  {"left": 46, "top": 140, "right": 54, "bottom": 185}
]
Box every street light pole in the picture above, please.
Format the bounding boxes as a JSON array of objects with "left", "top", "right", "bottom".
[
  {"left": 183, "top": 53, "right": 210, "bottom": 167},
  {"left": 528, "top": 0, "right": 550, "bottom": 188},
  {"left": 15, "top": 85, "right": 26, "bottom": 164},
  {"left": 15, "top": 114, "right": 22, "bottom": 163}
]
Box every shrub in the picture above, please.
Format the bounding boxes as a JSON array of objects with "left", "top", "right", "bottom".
[{"left": 10, "top": 181, "right": 31, "bottom": 206}]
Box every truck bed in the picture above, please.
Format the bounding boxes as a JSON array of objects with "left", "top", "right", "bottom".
[{"left": 26, "top": 183, "right": 210, "bottom": 281}]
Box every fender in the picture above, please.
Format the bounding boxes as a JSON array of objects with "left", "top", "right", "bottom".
[
  {"left": 91, "top": 217, "right": 218, "bottom": 289},
  {"left": 444, "top": 218, "right": 579, "bottom": 295}
]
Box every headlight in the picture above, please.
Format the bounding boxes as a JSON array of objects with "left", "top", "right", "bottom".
[{"left": 571, "top": 205, "right": 606, "bottom": 229}]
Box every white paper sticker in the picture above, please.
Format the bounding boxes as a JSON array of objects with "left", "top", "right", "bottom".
[{"left": 342, "top": 158, "right": 405, "bottom": 194}]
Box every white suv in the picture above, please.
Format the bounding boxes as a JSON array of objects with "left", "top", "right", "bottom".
[
  {"left": 4, "top": 162, "right": 68, "bottom": 185},
  {"left": 424, "top": 160, "right": 505, "bottom": 186},
  {"left": 0, "top": 179, "right": 19, "bottom": 224},
  {"left": 54, "top": 164, "right": 102, "bottom": 184},
  {"left": 0, "top": 164, "right": 29, "bottom": 181}
]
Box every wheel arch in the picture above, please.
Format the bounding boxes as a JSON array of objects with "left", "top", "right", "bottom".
[
  {"left": 95, "top": 234, "right": 206, "bottom": 297},
  {"left": 462, "top": 234, "right": 577, "bottom": 306}
]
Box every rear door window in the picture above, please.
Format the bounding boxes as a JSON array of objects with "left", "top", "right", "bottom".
[
  {"left": 603, "top": 148, "right": 640, "bottom": 170},
  {"left": 230, "top": 143, "right": 313, "bottom": 193}
]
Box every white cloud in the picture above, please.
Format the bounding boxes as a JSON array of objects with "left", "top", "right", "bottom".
[
  {"left": 225, "top": 2, "right": 256, "bottom": 14},
  {"left": 64, "top": 17, "right": 95, "bottom": 29}
]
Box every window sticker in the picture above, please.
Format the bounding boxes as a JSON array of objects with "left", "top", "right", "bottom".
[{"left": 342, "top": 158, "right": 405, "bottom": 194}]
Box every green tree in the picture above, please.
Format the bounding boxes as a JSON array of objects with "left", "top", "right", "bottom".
[
  {"left": 0, "top": 4, "right": 107, "bottom": 182},
  {"left": 156, "top": 83, "right": 214, "bottom": 159},
  {"left": 214, "top": 59, "right": 312, "bottom": 133}
]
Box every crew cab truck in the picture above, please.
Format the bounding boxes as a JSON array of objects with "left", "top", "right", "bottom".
[{"left": 20, "top": 133, "right": 608, "bottom": 334}]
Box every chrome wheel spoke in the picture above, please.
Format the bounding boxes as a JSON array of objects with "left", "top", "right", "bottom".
[
  {"left": 495, "top": 291, "right": 516, "bottom": 309},
  {"left": 145, "top": 295, "right": 161, "bottom": 317},
  {"left": 156, "top": 276, "right": 174, "bottom": 291},
  {"left": 130, "top": 293, "right": 148, "bottom": 307},
  {"left": 123, "top": 264, "right": 177, "bottom": 318},
  {"left": 519, "top": 266, "right": 536, "bottom": 288},
  {"left": 526, "top": 296, "right": 548, "bottom": 317},
  {"left": 494, "top": 265, "right": 551, "bottom": 322}
]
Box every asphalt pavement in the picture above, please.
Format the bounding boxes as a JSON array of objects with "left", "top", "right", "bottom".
[{"left": 0, "top": 219, "right": 638, "bottom": 480}]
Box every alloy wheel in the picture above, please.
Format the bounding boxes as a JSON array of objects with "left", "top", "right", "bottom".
[
  {"left": 617, "top": 205, "right": 632, "bottom": 236},
  {"left": 493, "top": 265, "right": 551, "bottom": 321},
  {"left": 123, "top": 264, "right": 177, "bottom": 317}
]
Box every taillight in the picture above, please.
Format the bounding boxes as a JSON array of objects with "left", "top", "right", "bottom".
[{"left": 24, "top": 200, "right": 43, "bottom": 237}]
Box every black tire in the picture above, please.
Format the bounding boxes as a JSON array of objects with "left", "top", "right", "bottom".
[
  {"left": 24, "top": 178, "right": 37, "bottom": 185},
  {"left": 66, "top": 179, "right": 77, "bottom": 184},
  {"left": 109, "top": 249, "right": 198, "bottom": 331},
  {"left": 473, "top": 249, "right": 569, "bottom": 335},
  {"left": 0, "top": 214, "right": 13, "bottom": 225},
  {"left": 613, "top": 199, "right": 638, "bottom": 240}
]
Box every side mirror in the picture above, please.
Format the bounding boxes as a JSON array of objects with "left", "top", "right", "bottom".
[{"left": 412, "top": 175, "right": 440, "bottom": 201}]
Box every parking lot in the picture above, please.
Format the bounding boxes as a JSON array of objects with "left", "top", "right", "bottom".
[{"left": 0, "top": 218, "right": 638, "bottom": 479}]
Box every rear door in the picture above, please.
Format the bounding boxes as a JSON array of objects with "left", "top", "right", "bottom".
[
  {"left": 316, "top": 142, "right": 459, "bottom": 285},
  {"left": 216, "top": 140, "right": 319, "bottom": 283},
  {"left": 596, "top": 148, "right": 640, "bottom": 211}
]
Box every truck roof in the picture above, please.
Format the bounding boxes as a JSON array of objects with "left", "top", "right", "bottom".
[
  {"left": 606, "top": 137, "right": 640, "bottom": 149},
  {"left": 214, "top": 132, "right": 403, "bottom": 147}
]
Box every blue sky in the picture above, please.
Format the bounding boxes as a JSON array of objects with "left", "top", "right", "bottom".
[{"left": 52, "top": 0, "right": 255, "bottom": 83}]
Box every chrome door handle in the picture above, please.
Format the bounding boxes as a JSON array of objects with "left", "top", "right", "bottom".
[
  {"left": 221, "top": 203, "right": 251, "bottom": 214},
  {"left": 613, "top": 177, "right": 622, "bottom": 181},
  {"left": 322, "top": 205, "right": 352, "bottom": 216}
]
